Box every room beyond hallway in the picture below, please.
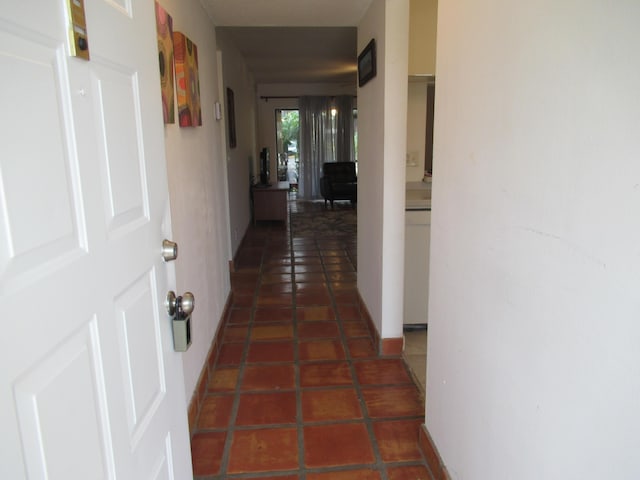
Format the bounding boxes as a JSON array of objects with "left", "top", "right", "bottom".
[{"left": 189, "top": 198, "right": 432, "bottom": 479}]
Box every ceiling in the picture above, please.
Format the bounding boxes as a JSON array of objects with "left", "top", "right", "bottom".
[{"left": 200, "top": 0, "right": 375, "bottom": 84}]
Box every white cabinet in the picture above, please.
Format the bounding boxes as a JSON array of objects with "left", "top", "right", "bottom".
[{"left": 404, "top": 209, "right": 431, "bottom": 324}]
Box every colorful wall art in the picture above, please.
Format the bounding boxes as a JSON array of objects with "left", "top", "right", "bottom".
[
  {"left": 155, "top": 2, "right": 175, "bottom": 124},
  {"left": 173, "top": 31, "right": 202, "bottom": 127}
]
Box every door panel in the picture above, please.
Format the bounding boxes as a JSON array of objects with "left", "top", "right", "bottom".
[
  {"left": 0, "top": 31, "right": 86, "bottom": 293},
  {"left": 13, "top": 320, "right": 112, "bottom": 479},
  {"left": 114, "top": 270, "right": 165, "bottom": 446},
  {"left": 91, "top": 63, "right": 148, "bottom": 229},
  {"left": 0, "top": 1, "right": 192, "bottom": 479}
]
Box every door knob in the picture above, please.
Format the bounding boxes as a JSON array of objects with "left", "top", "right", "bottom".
[{"left": 166, "top": 291, "right": 195, "bottom": 318}]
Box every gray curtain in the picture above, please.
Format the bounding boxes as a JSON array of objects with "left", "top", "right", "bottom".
[
  {"left": 298, "top": 95, "right": 355, "bottom": 199},
  {"left": 334, "top": 95, "right": 355, "bottom": 163},
  {"left": 298, "top": 96, "right": 333, "bottom": 199}
]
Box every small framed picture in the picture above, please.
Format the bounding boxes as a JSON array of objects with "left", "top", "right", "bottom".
[{"left": 358, "top": 39, "right": 377, "bottom": 87}]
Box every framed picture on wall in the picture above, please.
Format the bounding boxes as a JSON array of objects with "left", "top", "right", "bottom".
[
  {"left": 173, "top": 31, "right": 202, "bottom": 127},
  {"left": 226, "top": 87, "right": 237, "bottom": 148},
  {"left": 155, "top": 2, "right": 175, "bottom": 124},
  {"left": 358, "top": 39, "right": 376, "bottom": 87}
]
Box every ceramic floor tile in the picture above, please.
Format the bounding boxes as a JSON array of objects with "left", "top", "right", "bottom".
[
  {"left": 304, "top": 423, "right": 375, "bottom": 468},
  {"left": 296, "top": 305, "right": 336, "bottom": 321},
  {"left": 336, "top": 305, "right": 362, "bottom": 321},
  {"left": 354, "top": 358, "right": 413, "bottom": 385},
  {"left": 295, "top": 292, "right": 332, "bottom": 305},
  {"left": 236, "top": 391, "right": 297, "bottom": 425},
  {"left": 299, "top": 361, "right": 353, "bottom": 387},
  {"left": 197, "top": 395, "right": 234, "bottom": 429},
  {"left": 373, "top": 419, "right": 424, "bottom": 462},
  {"left": 231, "top": 281, "right": 258, "bottom": 295},
  {"left": 249, "top": 476, "right": 299, "bottom": 480},
  {"left": 231, "top": 271, "right": 260, "bottom": 282},
  {"left": 191, "top": 431, "right": 226, "bottom": 476},
  {"left": 261, "top": 274, "right": 293, "bottom": 285},
  {"left": 241, "top": 364, "right": 296, "bottom": 391},
  {"left": 247, "top": 341, "right": 295, "bottom": 363},
  {"left": 254, "top": 307, "right": 294, "bottom": 323},
  {"left": 295, "top": 282, "right": 329, "bottom": 293},
  {"left": 298, "top": 321, "right": 339, "bottom": 339},
  {"left": 262, "top": 265, "right": 293, "bottom": 274},
  {"left": 302, "top": 388, "right": 363, "bottom": 422},
  {"left": 251, "top": 324, "right": 294, "bottom": 341},
  {"left": 223, "top": 325, "right": 249, "bottom": 343},
  {"left": 263, "top": 257, "right": 293, "bottom": 266},
  {"left": 324, "top": 263, "right": 355, "bottom": 272},
  {"left": 227, "top": 428, "right": 298, "bottom": 474},
  {"left": 307, "top": 469, "right": 382, "bottom": 480},
  {"left": 260, "top": 283, "right": 294, "bottom": 294},
  {"left": 228, "top": 308, "right": 251, "bottom": 324},
  {"left": 331, "top": 281, "right": 357, "bottom": 292},
  {"left": 257, "top": 293, "right": 294, "bottom": 306},
  {"left": 323, "top": 256, "right": 352, "bottom": 265},
  {"left": 299, "top": 339, "right": 346, "bottom": 361},
  {"left": 320, "top": 249, "right": 348, "bottom": 257},
  {"left": 216, "top": 343, "right": 244, "bottom": 365},
  {"left": 347, "top": 338, "right": 377, "bottom": 358},
  {"left": 207, "top": 367, "right": 239, "bottom": 392},
  {"left": 294, "top": 257, "right": 322, "bottom": 265},
  {"left": 333, "top": 290, "right": 360, "bottom": 304},
  {"left": 293, "top": 249, "right": 318, "bottom": 256},
  {"left": 294, "top": 272, "right": 326, "bottom": 283},
  {"left": 294, "top": 264, "right": 325, "bottom": 273},
  {"left": 343, "top": 321, "right": 371, "bottom": 338},
  {"left": 386, "top": 465, "right": 433, "bottom": 480},
  {"left": 361, "top": 386, "right": 425, "bottom": 419},
  {"left": 232, "top": 294, "right": 254, "bottom": 307},
  {"left": 326, "top": 272, "right": 357, "bottom": 283}
]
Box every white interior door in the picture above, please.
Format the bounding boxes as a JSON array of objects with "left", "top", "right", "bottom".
[{"left": 0, "top": 1, "right": 192, "bottom": 478}]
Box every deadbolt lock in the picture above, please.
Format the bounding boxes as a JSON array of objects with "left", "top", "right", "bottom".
[
  {"left": 166, "top": 291, "right": 195, "bottom": 352},
  {"left": 162, "top": 239, "right": 178, "bottom": 262}
]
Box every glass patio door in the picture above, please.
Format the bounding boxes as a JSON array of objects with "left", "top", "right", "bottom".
[{"left": 275, "top": 109, "right": 300, "bottom": 190}]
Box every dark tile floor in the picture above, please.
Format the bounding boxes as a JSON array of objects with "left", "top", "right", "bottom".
[{"left": 190, "top": 198, "right": 430, "bottom": 479}]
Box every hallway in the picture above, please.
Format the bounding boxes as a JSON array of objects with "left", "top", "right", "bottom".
[{"left": 190, "top": 199, "right": 430, "bottom": 479}]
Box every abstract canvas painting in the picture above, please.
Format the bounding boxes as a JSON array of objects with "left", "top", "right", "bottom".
[
  {"left": 173, "top": 31, "right": 202, "bottom": 127},
  {"left": 155, "top": 2, "right": 175, "bottom": 124}
]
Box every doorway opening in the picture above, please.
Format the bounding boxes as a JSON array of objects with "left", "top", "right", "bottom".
[{"left": 275, "top": 109, "right": 300, "bottom": 191}]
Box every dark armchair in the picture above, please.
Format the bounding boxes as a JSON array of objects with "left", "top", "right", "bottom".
[{"left": 320, "top": 162, "right": 357, "bottom": 208}]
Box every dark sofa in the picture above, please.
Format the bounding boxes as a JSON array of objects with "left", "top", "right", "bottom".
[{"left": 320, "top": 161, "right": 357, "bottom": 208}]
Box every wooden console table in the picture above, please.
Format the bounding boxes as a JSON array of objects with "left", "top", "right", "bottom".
[{"left": 252, "top": 181, "right": 289, "bottom": 224}]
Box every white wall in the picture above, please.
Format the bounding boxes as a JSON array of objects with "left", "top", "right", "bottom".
[
  {"left": 358, "top": 0, "right": 409, "bottom": 340},
  {"left": 216, "top": 30, "right": 256, "bottom": 255},
  {"left": 357, "top": 0, "right": 386, "bottom": 337},
  {"left": 381, "top": 1, "right": 409, "bottom": 339},
  {"left": 427, "top": 2, "right": 640, "bottom": 479},
  {"left": 159, "top": 0, "right": 231, "bottom": 401}
]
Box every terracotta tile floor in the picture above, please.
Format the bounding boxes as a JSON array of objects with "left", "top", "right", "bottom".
[{"left": 191, "top": 199, "right": 431, "bottom": 479}]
